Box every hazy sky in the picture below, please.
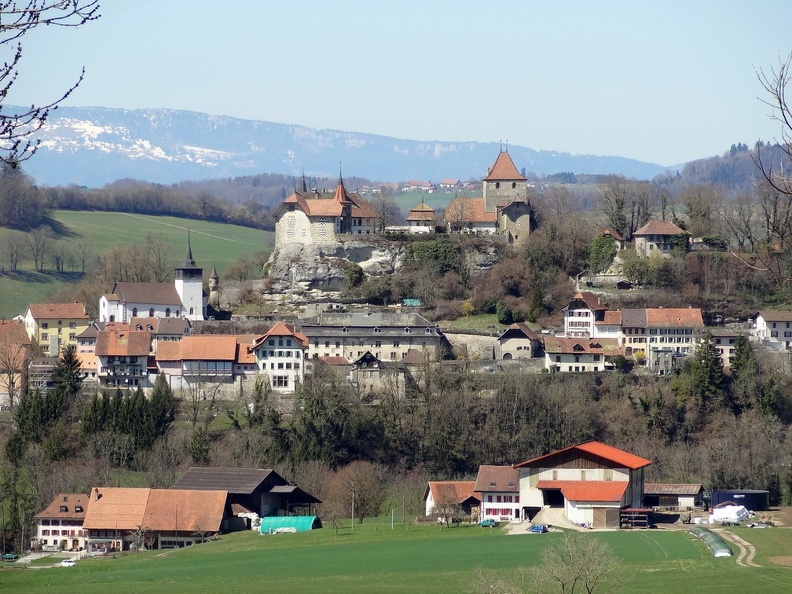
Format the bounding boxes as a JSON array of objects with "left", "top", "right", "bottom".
[{"left": 9, "top": 0, "right": 792, "bottom": 166}]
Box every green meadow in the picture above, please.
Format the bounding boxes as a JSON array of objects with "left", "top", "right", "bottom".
[
  {"left": 2, "top": 523, "right": 792, "bottom": 593},
  {"left": 0, "top": 211, "right": 274, "bottom": 318}
]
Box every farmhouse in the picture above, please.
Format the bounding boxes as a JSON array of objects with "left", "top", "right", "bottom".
[
  {"left": 514, "top": 440, "right": 651, "bottom": 528},
  {"left": 475, "top": 465, "right": 521, "bottom": 522},
  {"left": 82, "top": 486, "right": 229, "bottom": 552},
  {"left": 32, "top": 493, "right": 90, "bottom": 551},
  {"left": 423, "top": 481, "right": 480, "bottom": 518},
  {"left": 543, "top": 337, "right": 620, "bottom": 372}
]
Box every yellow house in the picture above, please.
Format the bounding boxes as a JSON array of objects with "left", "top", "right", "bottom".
[{"left": 23, "top": 302, "right": 90, "bottom": 356}]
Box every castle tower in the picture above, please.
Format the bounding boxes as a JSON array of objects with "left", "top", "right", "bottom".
[
  {"left": 482, "top": 147, "right": 527, "bottom": 212},
  {"left": 174, "top": 230, "right": 205, "bottom": 321}
]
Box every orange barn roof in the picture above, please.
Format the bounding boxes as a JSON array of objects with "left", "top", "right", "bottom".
[
  {"left": 535, "top": 480, "right": 628, "bottom": 503},
  {"left": 515, "top": 440, "right": 651, "bottom": 470}
]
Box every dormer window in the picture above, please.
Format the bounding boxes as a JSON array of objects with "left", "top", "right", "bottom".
[
  {"left": 75, "top": 506, "right": 83, "bottom": 513},
  {"left": 342, "top": 328, "right": 348, "bottom": 333},
  {"left": 404, "top": 328, "right": 411, "bottom": 333},
  {"left": 59, "top": 505, "right": 68, "bottom": 513},
  {"left": 374, "top": 327, "right": 380, "bottom": 333}
]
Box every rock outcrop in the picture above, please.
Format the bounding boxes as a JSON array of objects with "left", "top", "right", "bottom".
[{"left": 265, "top": 236, "right": 504, "bottom": 303}]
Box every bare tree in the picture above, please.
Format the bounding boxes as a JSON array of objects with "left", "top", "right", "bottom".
[
  {"left": 0, "top": 1, "right": 100, "bottom": 166},
  {"left": 755, "top": 53, "right": 792, "bottom": 199},
  {"left": 534, "top": 532, "right": 621, "bottom": 594},
  {"left": 0, "top": 322, "right": 28, "bottom": 411},
  {"left": 444, "top": 197, "right": 473, "bottom": 233},
  {"left": 596, "top": 176, "right": 652, "bottom": 241},
  {"left": 369, "top": 192, "right": 402, "bottom": 232},
  {"left": 27, "top": 224, "right": 52, "bottom": 271}
]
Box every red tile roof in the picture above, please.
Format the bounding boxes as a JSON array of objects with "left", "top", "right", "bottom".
[
  {"left": 645, "top": 308, "right": 704, "bottom": 328},
  {"left": 443, "top": 197, "right": 497, "bottom": 224},
  {"left": 179, "top": 335, "right": 238, "bottom": 361},
  {"left": 27, "top": 302, "right": 88, "bottom": 320},
  {"left": 535, "top": 480, "right": 628, "bottom": 503},
  {"left": 83, "top": 487, "right": 227, "bottom": 532},
  {"left": 235, "top": 334, "right": 258, "bottom": 365},
  {"left": 96, "top": 328, "right": 152, "bottom": 357},
  {"left": 567, "top": 292, "right": 606, "bottom": 311},
  {"left": 600, "top": 228, "right": 625, "bottom": 241},
  {"left": 425, "top": 481, "right": 480, "bottom": 505},
  {"left": 474, "top": 465, "right": 520, "bottom": 493},
  {"left": 35, "top": 493, "right": 90, "bottom": 520},
  {"left": 514, "top": 440, "right": 651, "bottom": 470},
  {"left": 483, "top": 151, "right": 526, "bottom": 181},
  {"left": 253, "top": 322, "right": 309, "bottom": 350},
  {"left": 320, "top": 356, "right": 352, "bottom": 366},
  {"left": 634, "top": 220, "right": 686, "bottom": 236},
  {"left": 0, "top": 319, "right": 30, "bottom": 345},
  {"left": 597, "top": 311, "right": 622, "bottom": 325}
]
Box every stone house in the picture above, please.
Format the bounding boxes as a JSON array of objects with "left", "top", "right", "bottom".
[{"left": 633, "top": 220, "right": 688, "bottom": 258}]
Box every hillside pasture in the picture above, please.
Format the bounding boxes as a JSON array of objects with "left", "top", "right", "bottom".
[
  {"left": 0, "top": 211, "right": 273, "bottom": 318},
  {"left": 3, "top": 522, "right": 792, "bottom": 593}
]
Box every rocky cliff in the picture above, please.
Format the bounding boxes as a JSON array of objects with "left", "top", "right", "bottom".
[{"left": 265, "top": 236, "right": 503, "bottom": 302}]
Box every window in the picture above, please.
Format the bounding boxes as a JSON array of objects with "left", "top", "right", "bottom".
[
  {"left": 273, "top": 375, "right": 289, "bottom": 387},
  {"left": 69, "top": 333, "right": 76, "bottom": 341},
  {"left": 69, "top": 322, "right": 76, "bottom": 329},
  {"left": 496, "top": 495, "right": 502, "bottom": 503},
  {"left": 42, "top": 333, "right": 48, "bottom": 341},
  {"left": 149, "top": 308, "right": 155, "bottom": 317},
  {"left": 393, "top": 340, "right": 400, "bottom": 347},
  {"left": 42, "top": 322, "right": 49, "bottom": 329},
  {"left": 555, "top": 355, "right": 561, "bottom": 363},
  {"left": 165, "top": 308, "right": 171, "bottom": 317},
  {"left": 487, "top": 495, "right": 492, "bottom": 503},
  {"left": 375, "top": 340, "right": 382, "bottom": 348},
  {"left": 279, "top": 339, "right": 284, "bottom": 347}
]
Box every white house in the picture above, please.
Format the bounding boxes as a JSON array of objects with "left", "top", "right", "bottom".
[
  {"left": 563, "top": 292, "right": 607, "bottom": 339},
  {"left": 251, "top": 322, "right": 309, "bottom": 393},
  {"left": 497, "top": 323, "right": 542, "bottom": 359},
  {"left": 33, "top": 493, "right": 90, "bottom": 551},
  {"left": 754, "top": 310, "right": 792, "bottom": 350},
  {"left": 514, "top": 441, "right": 651, "bottom": 528},
  {"left": 633, "top": 220, "right": 688, "bottom": 259},
  {"left": 423, "top": 481, "right": 479, "bottom": 518},
  {"left": 474, "top": 465, "right": 521, "bottom": 522}
]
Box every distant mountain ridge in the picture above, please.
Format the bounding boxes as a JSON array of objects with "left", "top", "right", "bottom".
[{"left": 18, "top": 106, "right": 669, "bottom": 187}]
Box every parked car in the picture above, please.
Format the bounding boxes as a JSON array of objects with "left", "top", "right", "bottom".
[
  {"left": 529, "top": 523, "right": 548, "bottom": 533},
  {"left": 479, "top": 519, "right": 499, "bottom": 527},
  {"left": 60, "top": 559, "right": 76, "bottom": 567}
]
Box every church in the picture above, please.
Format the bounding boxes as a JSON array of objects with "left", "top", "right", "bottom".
[{"left": 99, "top": 236, "right": 208, "bottom": 323}]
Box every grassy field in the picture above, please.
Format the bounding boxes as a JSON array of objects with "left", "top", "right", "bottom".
[
  {"left": 3, "top": 522, "right": 792, "bottom": 593},
  {"left": 0, "top": 211, "right": 274, "bottom": 318}
]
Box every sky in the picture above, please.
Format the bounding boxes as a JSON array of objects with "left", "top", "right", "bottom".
[{"left": 8, "top": 0, "right": 792, "bottom": 166}]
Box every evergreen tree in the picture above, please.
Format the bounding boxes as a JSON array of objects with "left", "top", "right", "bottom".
[
  {"left": 689, "top": 330, "right": 724, "bottom": 408},
  {"left": 730, "top": 335, "right": 752, "bottom": 381},
  {"left": 148, "top": 373, "right": 176, "bottom": 438},
  {"left": 52, "top": 344, "right": 83, "bottom": 398},
  {"left": 188, "top": 426, "right": 211, "bottom": 465}
]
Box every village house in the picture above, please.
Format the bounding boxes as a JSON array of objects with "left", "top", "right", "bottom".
[
  {"left": 497, "top": 322, "right": 542, "bottom": 359},
  {"left": 404, "top": 199, "right": 436, "bottom": 233},
  {"left": 423, "top": 481, "right": 480, "bottom": 519},
  {"left": 475, "top": 465, "right": 521, "bottom": 522},
  {"left": 82, "top": 486, "right": 229, "bottom": 552},
  {"left": 563, "top": 292, "right": 608, "bottom": 339},
  {"left": 300, "top": 311, "right": 447, "bottom": 362},
  {"left": 514, "top": 440, "right": 651, "bottom": 528},
  {"left": 710, "top": 328, "right": 744, "bottom": 368},
  {"left": 443, "top": 196, "right": 497, "bottom": 234},
  {"left": 95, "top": 324, "right": 153, "bottom": 389},
  {"left": 625, "top": 307, "right": 704, "bottom": 358},
  {"left": 348, "top": 351, "right": 410, "bottom": 400},
  {"left": 32, "top": 493, "right": 90, "bottom": 551},
  {"left": 754, "top": 310, "right": 792, "bottom": 350},
  {"left": 23, "top": 302, "right": 90, "bottom": 356},
  {"left": 633, "top": 220, "right": 689, "bottom": 259},
  {"left": 250, "top": 322, "right": 308, "bottom": 393},
  {"left": 155, "top": 334, "right": 238, "bottom": 394},
  {"left": 273, "top": 174, "right": 379, "bottom": 247},
  {"left": 543, "top": 337, "right": 620, "bottom": 373}
]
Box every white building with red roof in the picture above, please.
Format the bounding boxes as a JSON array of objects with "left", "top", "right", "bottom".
[
  {"left": 251, "top": 322, "right": 309, "bottom": 393},
  {"left": 474, "top": 465, "right": 521, "bottom": 522},
  {"left": 513, "top": 440, "right": 651, "bottom": 528},
  {"left": 273, "top": 173, "right": 379, "bottom": 247},
  {"left": 33, "top": 493, "right": 90, "bottom": 551},
  {"left": 424, "top": 481, "right": 480, "bottom": 518}
]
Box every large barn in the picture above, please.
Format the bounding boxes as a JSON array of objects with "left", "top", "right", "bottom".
[{"left": 514, "top": 441, "right": 651, "bottom": 529}]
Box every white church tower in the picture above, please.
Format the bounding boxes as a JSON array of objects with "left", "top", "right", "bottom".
[{"left": 175, "top": 231, "right": 206, "bottom": 321}]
